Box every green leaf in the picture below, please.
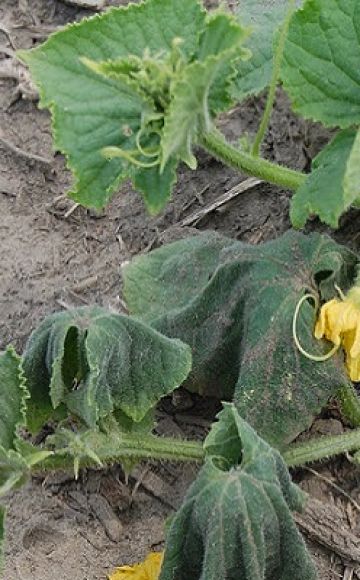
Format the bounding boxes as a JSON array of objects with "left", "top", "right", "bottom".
[
  {"left": 282, "top": 0, "right": 360, "bottom": 127},
  {"left": 19, "top": 0, "right": 205, "bottom": 211},
  {"left": 22, "top": 306, "right": 192, "bottom": 430},
  {"left": 0, "top": 505, "right": 5, "bottom": 575},
  {"left": 232, "top": 0, "right": 287, "bottom": 101},
  {"left": 0, "top": 348, "right": 29, "bottom": 451},
  {"left": 160, "top": 13, "right": 249, "bottom": 170},
  {"left": 290, "top": 129, "right": 359, "bottom": 228},
  {"left": 160, "top": 404, "right": 317, "bottom": 580},
  {"left": 133, "top": 159, "right": 178, "bottom": 215},
  {"left": 123, "top": 230, "right": 356, "bottom": 447}
]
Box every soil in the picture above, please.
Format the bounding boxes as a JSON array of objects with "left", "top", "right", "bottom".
[{"left": 1, "top": 1, "right": 360, "bottom": 579}]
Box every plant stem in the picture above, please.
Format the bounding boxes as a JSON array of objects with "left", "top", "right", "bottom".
[
  {"left": 252, "top": 0, "right": 295, "bottom": 156},
  {"left": 32, "top": 431, "right": 205, "bottom": 473},
  {"left": 32, "top": 424, "right": 360, "bottom": 474},
  {"left": 283, "top": 428, "right": 360, "bottom": 467},
  {"left": 337, "top": 384, "right": 360, "bottom": 427},
  {"left": 200, "top": 130, "right": 306, "bottom": 191}
]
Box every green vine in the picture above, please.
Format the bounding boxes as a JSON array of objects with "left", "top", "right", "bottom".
[{"left": 252, "top": 0, "right": 296, "bottom": 156}]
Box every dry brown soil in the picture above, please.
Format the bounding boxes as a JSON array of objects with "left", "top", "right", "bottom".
[{"left": 1, "top": 1, "right": 360, "bottom": 579}]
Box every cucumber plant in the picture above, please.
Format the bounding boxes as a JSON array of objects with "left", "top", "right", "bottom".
[{"left": 2, "top": 0, "right": 360, "bottom": 577}]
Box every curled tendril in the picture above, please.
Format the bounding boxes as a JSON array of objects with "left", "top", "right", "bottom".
[
  {"left": 102, "top": 146, "right": 160, "bottom": 168},
  {"left": 135, "top": 126, "right": 162, "bottom": 158},
  {"left": 292, "top": 293, "right": 340, "bottom": 362}
]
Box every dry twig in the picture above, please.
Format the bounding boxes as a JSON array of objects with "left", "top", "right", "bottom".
[
  {"left": 0, "top": 132, "right": 52, "bottom": 166},
  {"left": 175, "top": 177, "right": 263, "bottom": 227}
]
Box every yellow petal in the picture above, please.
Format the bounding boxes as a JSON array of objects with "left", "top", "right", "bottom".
[
  {"left": 314, "top": 295, "right": 360, "bottom": 382},
  {"left": 314, "top": 299, "right": 342, "bottom": 344},
  {"left": 108, "top": 553, "right": 163, "bottom": 580}
]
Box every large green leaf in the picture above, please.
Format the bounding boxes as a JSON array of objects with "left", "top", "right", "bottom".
[
  {"left": 21, "top": 0, "right": 253, "bottom": 214},
  {"left": 282, "top": 0, "right": 360, "bottom": 127},
  {"left": 290, "top": 129, "right": 359, "bottom": 228},
  {"left": 123, "top": 230, "right": 356, "bottom": 447},
  {"left": 0, "top": 348, "right": 28, "bottom": 451},
  {"left": 19, "top": 0, "right": 205, "bottom": 212},
  {"left": 22, "top": 306, "right": 191, "bottom": 431},
  {"left": 160, "top": 404, "right": 316, "bottom": 580}
]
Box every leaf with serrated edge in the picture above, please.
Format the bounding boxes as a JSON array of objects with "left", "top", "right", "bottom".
[
  {"left": 0, "top": 348, "right": 29, "bottom": 451},
  {"left": 290, "top": 129, "right": 358, "bottom": 228},
  {"left": 23, "top": 306, "right": 192, "bottom": 428},
  {"left": 160, "top": 404, "right": 316, "bottom": 580},
  {"left": 123, "top": 230, "right": 356, "bottom": 447},
  {"left": 19, "top": 0, "right": 205, "bottom": 209},
  {"left": 282, "top": 0, "right": 360, "bottom": 127}
]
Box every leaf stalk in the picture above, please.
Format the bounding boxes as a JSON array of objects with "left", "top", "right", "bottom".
[
  {"left": 252, "top": 0, "right": 295, "bottom": 156},
  {"left": 200, "top": 130, "right": 306, "bottom": 191}
]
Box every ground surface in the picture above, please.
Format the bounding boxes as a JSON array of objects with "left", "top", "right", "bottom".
[{"left": 1, "top": 1, "right": 360, "bottom": 579}]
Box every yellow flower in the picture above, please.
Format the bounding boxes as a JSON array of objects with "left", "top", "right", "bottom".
[
  {"left": 108, "top": 552, "right": 163, "bottom": 580},
  {"left": 314, "top": 289, "right": 360, "bottom": 381}
]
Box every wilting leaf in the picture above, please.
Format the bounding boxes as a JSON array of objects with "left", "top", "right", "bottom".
[
  {"left": 123, "top": 230, "right": 356, "bottom": 447},
  {"left": 160, "top": 404, "right": 317, "bottom": 580},
  {"left": 22, "top": 306, "right": 191, "bottom": 431}
]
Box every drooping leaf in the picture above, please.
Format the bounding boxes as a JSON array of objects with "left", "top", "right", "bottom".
[
  {"left": 22, "top": 306, "right": 191, "bottom": 431},
  {"left": 160, "top": 404, "right": 317, "bottom": 580},
  {"left": 290, "top": 129, "right": 359, "bottom": 228},
  {"left": 123, "top": 230, "right": 356, "bottom": 447},
  {"left": 0, "top": 348, "right": 29, "bottom": 451},
  {"left": 19, "top": 0, "right": 206, "bottom": 212},
  {"left": 282, "top": 0, "right": 360, "bottom": 127}
]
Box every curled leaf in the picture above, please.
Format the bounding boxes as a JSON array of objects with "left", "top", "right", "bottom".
[
  {"left": 22, "top": 306, "right": 191, "bottom": 431},
  {"left": 160, "top": 405, "right": 316, "bottom": 580}
]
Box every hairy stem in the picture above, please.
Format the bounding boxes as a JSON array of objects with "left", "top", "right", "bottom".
[
  {"left": 283, "top": 428, "right": 360, "bottom": 467},
  {"left": 200, "top": 130, "right": 306, "bottom": 191},
  {"left": 32, "top": 431, "right": 204, "bottom": 473},
  {"left": 252, "top": 0, "right": 295, "bottom": 156},
  {"left": 337, "top": 383, "right": 360, "bottom": 427},
  {"left": 32, "top": 425, "right": 360, "bottom": 475}
]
